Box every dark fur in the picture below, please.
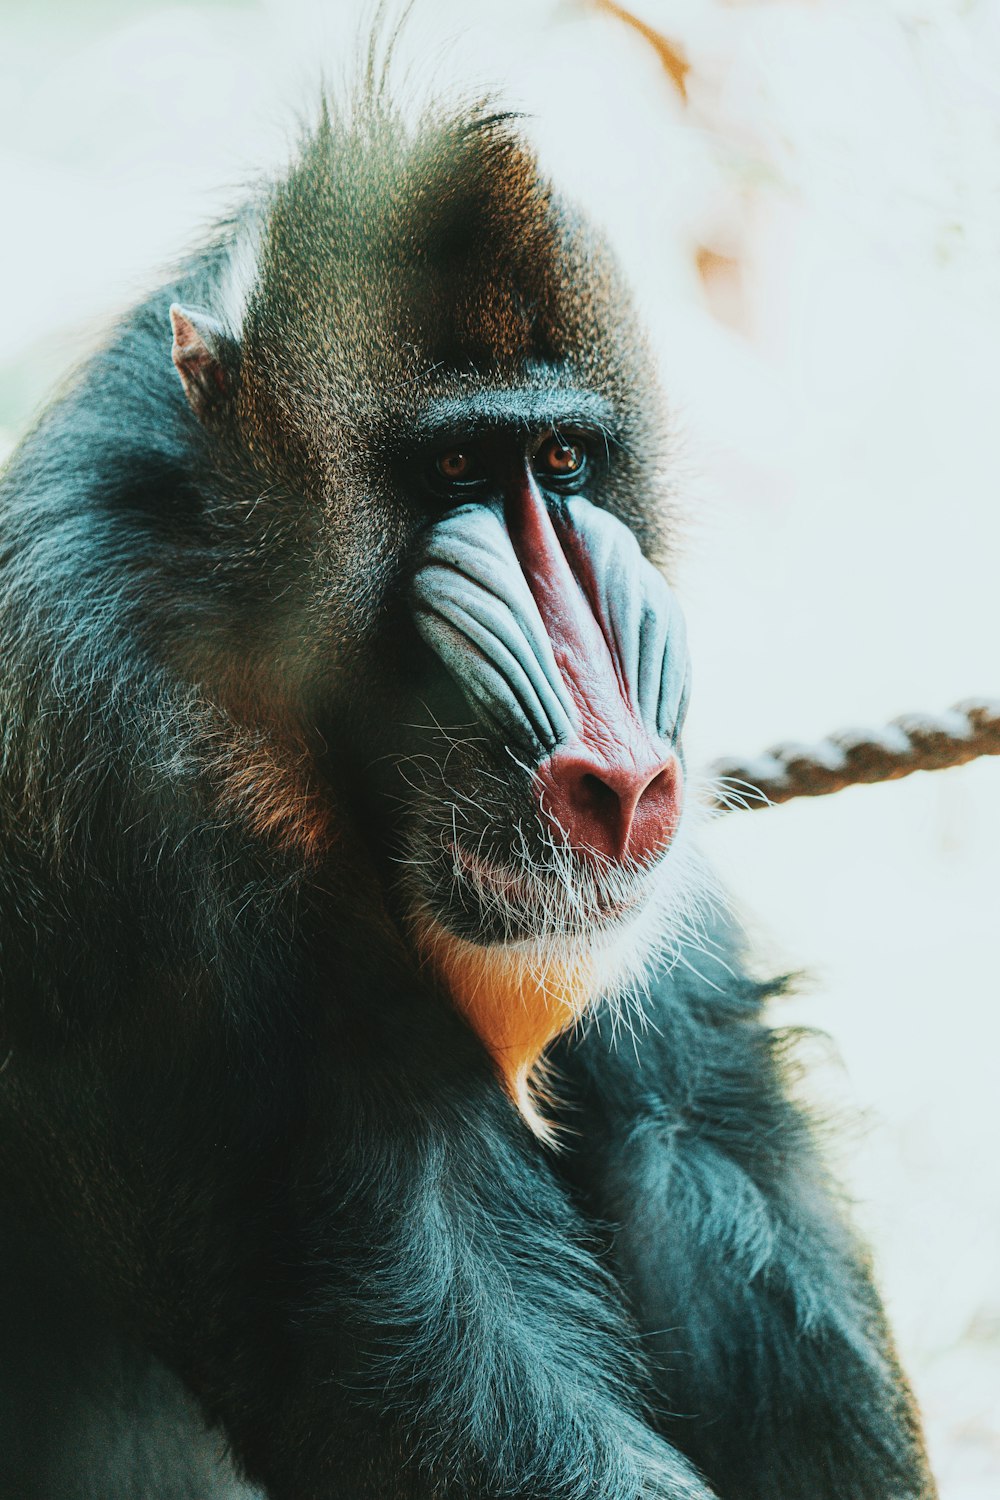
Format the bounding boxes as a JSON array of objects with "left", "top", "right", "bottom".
[{"left": 0, "top": 90, "right": 934, "bottom": 1499}]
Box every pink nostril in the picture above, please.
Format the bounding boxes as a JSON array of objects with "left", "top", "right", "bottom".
[{"left": 536, "top": 749, "right": 683, "bottom": 865}]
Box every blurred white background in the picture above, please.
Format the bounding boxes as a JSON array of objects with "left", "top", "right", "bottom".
[{"left": 0, "top": 1, "right": 997, "bottom": 1493}]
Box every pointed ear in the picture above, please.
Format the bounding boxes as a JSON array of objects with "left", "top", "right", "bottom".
[{"left": 169, "top": 304, "right": 232, "bottom": 419}]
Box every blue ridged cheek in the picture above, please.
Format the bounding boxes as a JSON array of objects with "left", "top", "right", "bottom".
[
  {"left": 562, "top": 498, "right": 690, "bottom": 748},
  {"left": 410, "top": 499, "right": 690, "bottom": 760}
]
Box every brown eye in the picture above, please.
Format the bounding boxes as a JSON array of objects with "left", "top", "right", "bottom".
[
  {"left": 435, "top": 450, "right": 476, "bottom": 481},
  {"left": 535, "top": 435, "right": 587, "bottom": 483}
]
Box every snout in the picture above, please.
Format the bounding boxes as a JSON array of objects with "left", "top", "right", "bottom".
[
  {"left": 535, "top": 744, "right": 683, "bottom": 866},
  {"left": 411, "top": 491, "right": 691, "bottom": 888}
]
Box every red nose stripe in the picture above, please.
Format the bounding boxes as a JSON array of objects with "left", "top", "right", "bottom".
[
  {"left": 504, "top": 471, "right": 621, "bottom": 731},
  {"left": 504, "top": 473, "right": 682, "bottom": 862}
]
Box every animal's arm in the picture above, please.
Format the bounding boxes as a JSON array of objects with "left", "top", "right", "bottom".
[{"left": 548, "top": 922, "right": 937, "bottom": 1500}]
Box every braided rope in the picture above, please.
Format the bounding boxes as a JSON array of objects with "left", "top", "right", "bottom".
[{"left": 704, "top": 698, "right": 1000, "bottom": 812}]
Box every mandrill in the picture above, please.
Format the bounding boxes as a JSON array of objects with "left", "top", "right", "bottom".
[{"left": 0, "top": 83, "right": 936, "bottom": 1500}]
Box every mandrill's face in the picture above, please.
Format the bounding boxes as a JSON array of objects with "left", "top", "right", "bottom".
[{"left": 402, "top": 409, "right": 691, "bottom": 943}]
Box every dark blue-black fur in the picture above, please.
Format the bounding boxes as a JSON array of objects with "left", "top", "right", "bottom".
[
  {"left": 0, "top": 97, "right": 935, "bottom": 1499},
  {"left": 550, "top": 943, "right": 932, "bottom": 1499}
]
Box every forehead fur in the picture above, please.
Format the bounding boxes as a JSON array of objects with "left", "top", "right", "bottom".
[{"left": 234, "top": 98, "right": 649, "bottom": 448}]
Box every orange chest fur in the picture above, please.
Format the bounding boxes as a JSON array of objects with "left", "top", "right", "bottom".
[{"left": 418, "top": 921, "right": 599, "bottom": 1128}]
